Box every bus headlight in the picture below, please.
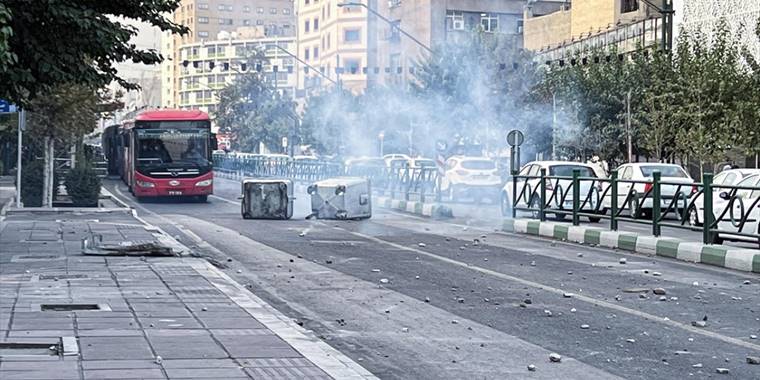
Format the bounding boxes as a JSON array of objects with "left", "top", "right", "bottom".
[
  {"left": 136, "top": 180, "right": 155, "bottom": 188},
  {"left": 195, "top": 179, "right": 213, "bottom": 187}
]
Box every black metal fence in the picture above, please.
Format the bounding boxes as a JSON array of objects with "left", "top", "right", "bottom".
[{"left": 509, "top": 168, "right": 760, "bottom": 246}]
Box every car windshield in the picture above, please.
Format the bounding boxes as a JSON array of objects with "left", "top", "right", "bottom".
[
  {"left": 639, "top": 165, "right": 688, "bottom": 178},
  {"left": 136, "top": 127, "right": 209, "bottom": 167},
  {"left": 461, "top": 160, "right": 495, "bottom": 170},
  {"left": 549, "top": 165, "right": 597, "bottom": 177}
]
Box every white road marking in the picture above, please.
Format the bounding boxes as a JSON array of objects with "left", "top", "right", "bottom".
[
  {"left": 332, "top": 224, "right": 760, "bottom": 353},
  {"left": 210, "top": 194, "right": 238, "bottom": 205}
]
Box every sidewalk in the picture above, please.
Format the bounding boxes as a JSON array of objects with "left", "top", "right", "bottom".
[{"left": 0, "top": 205, "right": 375, "bottom": 379}]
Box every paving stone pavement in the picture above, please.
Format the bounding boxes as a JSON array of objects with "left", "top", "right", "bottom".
[{"left": 0, "top": 209, "right": 375, "bottom": 380}]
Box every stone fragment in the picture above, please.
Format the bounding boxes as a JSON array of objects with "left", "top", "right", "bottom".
[
  {"left": 715, "top": 368, "right": 729, "bottom": 374},
  {"left": 379, "top": 278, "right": 389, "bottom": 284},
  {"left": 527, "top": 364, "right": 536, "bottom": 371},
  {"left": 418, "top": 243, "right": 426, "bottom": 247},
  {"left": 746, "top": 356, "right": 760, "bottom": 365},
  {"left": 580, "top": 324, "right": 590, "bottom": 329},
  {"left": 619, "top": 258, "right": 627, "bottom": 264},
  {"left": 549, "top": 353, "right": 562, "bottom": 363},
  {"left": 653, "top": 288, "right": 666, "bottom": 295},
  {"left": 691, "top": 321, "right": 707, "bottom": 328}
]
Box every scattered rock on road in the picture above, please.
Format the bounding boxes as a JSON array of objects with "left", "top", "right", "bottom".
[
  {"left": 580, "top": 324, "right": 589, "bottom": 329},
  {"left": 659, "top": 296, "right": 668, "bottom": 302},
  {"left": 743, "top": 280, "right": 751, "bottom": 285},
  {"left": 626, "top": 339, "right": 636, "bottom": 343},
  {"left": 619, "top": 258, "right": 627, "bottom": 264},
  {"left": 563, "top": 293, "right": 573, "bottom": 298},
  {"left": 549, "top": 353, "right": 562, "bottom": 363},
  {"left": 527, "top": 364, "right": 536, "bottom": 371},
  {"left": 715, "top": 368, "right": 730, "bottom": 374},
  {"left": 424, "top": 297, "right": 430, "bottom": 303},
  {"left": 691, "top": 321, "right": 707, "bottom": 328},
  {"left": 379, "top": 278, "right": 389, "bottom": 284},
  {"left": 747, "top": 356, "right": 760, "bottom": 365},
  {"left": 530, "top": 261, "right": 536, "bottom": 266},
  {"left": 750, "top": 335, "right": 757, "bottom": 340},
  {"left": 692, "top": 281, "right": 699, "bottom": 286},
  {"left": 653, "top": 288, "right": 667, "bottom": 295},
  {"left": 624, "top": 288, "right": 649, "bottom": 293},
  {"left": 692, "top": 363, "right": 703, "bottom": 368},
  {"left": 418, "top": 243, "right": 426, "bottom": 247},
  {"left": 653, "top": 272, "right": 662, "bottom": 277},
  {"left": 544, "top": 310, "right": 553, "bottom": 317}
]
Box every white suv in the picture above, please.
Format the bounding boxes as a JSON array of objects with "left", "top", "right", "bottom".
[{"left": 441, "top": 156, "right": 501, "bottom": 202}]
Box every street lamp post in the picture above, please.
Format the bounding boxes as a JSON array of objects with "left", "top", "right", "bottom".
[{"left": 337, "top": 2, "right": 433, "bottom": 54}]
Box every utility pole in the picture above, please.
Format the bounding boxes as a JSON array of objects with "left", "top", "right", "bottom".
[
  {"left": 626, "top": 90, "right": 633, "bottom": 163},
  {"left": 15, "top": 109, "right": 25, "bottom": 207},
  {"left": 551, "top": 93, "right": 557, "bottom": 160}
]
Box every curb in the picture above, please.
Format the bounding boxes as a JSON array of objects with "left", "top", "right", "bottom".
[
  {"left": 502, "top": 219, "right": 760, "bottom": 274},
  {"left": 374, "top": 196, "right": 453, "bottom": 218}
]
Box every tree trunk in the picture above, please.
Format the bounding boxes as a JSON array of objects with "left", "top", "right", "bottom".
[
  {"left": 41, "top": 136, "right": 49, "bottom": 207},
  {"left": 46, "top": 138, "right": 55, "bottom": 207}
]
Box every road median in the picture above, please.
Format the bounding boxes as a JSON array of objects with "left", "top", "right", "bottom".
[
  {"left": 374, "top": 195, "right": 453, "bottom": 218},
  {"left": 502, "top": 218, "right": 760, "bottom": 273}
]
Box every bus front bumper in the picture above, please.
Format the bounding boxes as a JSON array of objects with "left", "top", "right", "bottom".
[{"left": 133, "top": 172, "right": 214, "bottom": 197}]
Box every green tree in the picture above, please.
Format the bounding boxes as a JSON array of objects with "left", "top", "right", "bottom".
[
  {"left": 0, "top": 0, "right": 187, "bottom": 106},
  {"left": 216, "top": 53, "right": 296, "bottom": 153}
]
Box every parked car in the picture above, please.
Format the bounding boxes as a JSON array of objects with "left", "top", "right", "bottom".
[
  {"left": 714, "top": 174, "right": 760, "bottom": 247},
  {"left": 607, "top": 163, "right": 695, "bottom": 219},
  {"left": 383, "top": 153, "right": 411, "bottom": 167},
  {"left": 408, "top": 158, "right": 437, "bottom": 169},
  {"left": 687, "top": 168, "right": 760, "bottom": 226},
  {"left": 441, "top": 156, "right": 501, "bottom": 202},
  {"left": 501, "top": 161, "right": 604, "bottom": 222}
]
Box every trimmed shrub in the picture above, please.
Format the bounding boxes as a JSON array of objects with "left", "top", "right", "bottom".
[
  {"left": 65, "top": 164, "right": 101, "bottom": 207},
  {"left": 21, "top": 159, "right": 44, "bottom": 207}
]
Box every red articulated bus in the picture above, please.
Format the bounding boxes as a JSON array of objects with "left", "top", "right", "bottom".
[{"left": 118, "top": 109, "right": 217, "bottom": 202}]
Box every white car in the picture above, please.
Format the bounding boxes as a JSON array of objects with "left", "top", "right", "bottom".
[
  {"left": 409, "top": 158, "right": 437, "bottom": 169},
  {"left": 441, "top": 156, "right": 501, "bottom": 202},
  {"left": 502, "top": 161, "right": 604, "bottom": 221},
  {"left": 609, "top": 163, "right": 695, "bottom": 219},
  {"left": 383, "top": 154, "right": 411, "bottom": 167},
  {"left": 688, "top": 168, "right": 760, "bottom": 226},
  {"left": 715, "top": 174, "right": 760, "bottom": 247}
]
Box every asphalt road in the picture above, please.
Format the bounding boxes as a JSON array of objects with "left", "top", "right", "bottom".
[{"left": 105, "top": 177, "right": 760, "bottom": 380}]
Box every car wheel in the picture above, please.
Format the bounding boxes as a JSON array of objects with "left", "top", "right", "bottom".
[
  {"left": 555, "top": 213, "right": 567, "bottom": 221},
  {"left": 500, "top": 192, "right": 512, "bottom": 217},
  {"left": 688, "top": 207, "right": 701, "bottom": 227},
  {"left": 588, "top": 216, "right": 601, "bottom": 223}
]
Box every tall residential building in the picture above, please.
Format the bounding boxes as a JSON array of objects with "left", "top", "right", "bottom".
[
  {"left": 296, "top": 1, "right": 370, "bottom": 94},
  {"left": 295, "top": 0, "right": 562, "bottom": 93},
  {"left": 110, "top": 18, "right": 163, "bottom": 124},
  {"left": 162, "top": 0, "right": 296, "bottom": 111}
]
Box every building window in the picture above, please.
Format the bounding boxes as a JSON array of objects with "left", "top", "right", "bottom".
[
  {"left": 305, "top": 0, "right": 310, "bottom": 4},
  {"left": 283, "top": 9, "right": 290, "bottom": 15},
  {"left": 322, "top": 6, "right": 325, "bottom": 19},
  {"left": 257, "top": 7, "right": 264, "bottom": 14},
  {"left": 257, "top": 19, "right": 264, "bottom": 25},
  {"left": 198, "top": 31, "right": 209, "bottom": 38},
  {"left": 243, "top": 6, "right": 250, "bottom": 12},
  {"left": 314, "top": 18, "right": 319, "bottom": 30},
  {"left": 344, "top": 59, "right": 360, "bottom": 74},
  {"left": 480, "top": 13, "right": 498, "bottom": 32},
  {"left": 198, "top": 3, "right": 209, "bottom": 10},
  {"left": 313, "top": 46, "right": 319, "bottom": 58},
  {"left": 198, "top": 16, "right": 209, "bottom": 24},
  {"left": 218, "top": 18, "right": 233, "bottom": 25},
  {"left": 446, "top": 10, "right": 464, "bottom": 31},
  {"left": 243, "top": 19, "right": 251, "bottom": 26},
  {"left": 304, "top": 20, "right": 310, "bottom": 33},
  {"left": 321, "top": 36, "right": 325, "bottom": 49},
  {"left": 388, "top": 0, "right": 401, "bottom": 8},
  {"left": 270, "top": 7, "right": 277, "bottom": 14},
  {"left": 621, "top": 0, "right": 639, "bottom": 13},
  {"left": 388, "top": 20, "right": 400, "bottom": 42},
  {"left": 217, "top": 4, "right": 225, "bottom": 11},
  {"left": 517, "top": 19, "right": 524, "bottom": 34},
  {"left": 344, "top": 28, "right": 360, "bottom": 43},
  {"left": 304, "top": 48, "right": 310, "bottom": 60},
  {"left": 327, "top": 32, "right": 331, "bottom": 49}
]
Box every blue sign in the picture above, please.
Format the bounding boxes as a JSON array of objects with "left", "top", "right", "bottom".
[{"left": 0, "top": 99, "right": 18, "bottom": 113}]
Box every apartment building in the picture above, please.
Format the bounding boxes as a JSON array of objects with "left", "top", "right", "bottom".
[
  {"left": 295, "top": 0, "right": 563, "bottom": 92},
  {"left": 296, "top": 1, "right": 370, "bottom": 94},
  {"left": 162, "top": 0, "right": 296, "bottom": 110},
  {"left": 523, "top": 0, "right": 663, "bottom": 61}
]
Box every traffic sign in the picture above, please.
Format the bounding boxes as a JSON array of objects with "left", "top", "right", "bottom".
[
  {"left": 0, "top": 99, "right": 17, "bottom": 113},
  {"left": 506, "top": 129, "right": 524, "bottom": 147}
]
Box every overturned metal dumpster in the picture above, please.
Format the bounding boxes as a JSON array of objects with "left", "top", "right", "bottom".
[
  {"left": 240, "top": 178, "right": 294, "bottom": 219},
  {"left": 307, "top": 177, "right": 371, "bottom": 220}
]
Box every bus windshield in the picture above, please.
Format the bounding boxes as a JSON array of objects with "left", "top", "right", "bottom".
[{"left": 136, "top": 127, "right": 210, "bottom": 167}]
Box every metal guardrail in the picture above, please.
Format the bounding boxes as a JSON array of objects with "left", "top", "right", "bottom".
[
  {"left": 213, "top": 153, "right": 442, "bottom": 202},
  {"left": 510, "top": 168, "right": 760, "bottom": 246}
]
